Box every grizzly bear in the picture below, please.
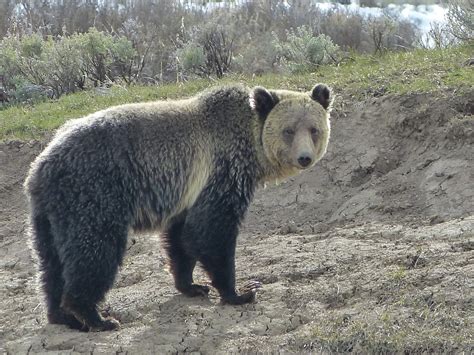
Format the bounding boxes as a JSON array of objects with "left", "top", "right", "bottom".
[{"left": 24, "top": 83, "right": 332, "bottom": 331}]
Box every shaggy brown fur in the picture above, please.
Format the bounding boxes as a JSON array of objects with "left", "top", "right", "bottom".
[{"left": 24, "top": 83, "right": 333, "bottom": 331}]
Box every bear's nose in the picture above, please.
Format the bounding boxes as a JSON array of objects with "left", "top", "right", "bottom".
[{"left": 297, "top": 155, "right": 312, "bottom": 168}]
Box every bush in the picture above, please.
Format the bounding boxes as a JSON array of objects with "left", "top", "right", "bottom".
[
  {"left": 233, "top": 32, "right": 279, "bottom": 75},
  {"left": 0, "top": 34, "right": 50, "bottom": 93},
  {"left": 0, "top": 33, "right": 82, "bottom": 100},
  {"left": 47, "top": 35, "right": 84, "bottom": 96},
  {"left": 447, "top": 0, "right": 474, "bottom": 41},
  {"left": 366, "top": 15, "right": 397, "bottom": 53},
  {"left": 364, "top": 13, "right": 417, "bottom": 53},
  {"left": 173, "top": 19, "right": 235, "bottom": 79},
  {"left": 75, "top": 28, "right": 114, "bottom": 86},
  {"left": 176, "top": 42, "right": 207, "bottom": 78},
  {"left": 75, "top": 28, "right": 137, "bottom": 86},
  {"left": 417, "top": 22, "right": 457, "bottom": 49},
  {"left": 319, "top": 9, "right": 366, "bottom": 51},
  {"left": 111, "top": 35, "right": 141, "bottom": 84},
  {"left": 273, "top": 26, "right": 339, "bottom": 73},
  {"left": 14, "top": 83, "right": 54, "bottom": 103},
  {"left": 0, "top": 29, "right": 137, "bottom": 101}
]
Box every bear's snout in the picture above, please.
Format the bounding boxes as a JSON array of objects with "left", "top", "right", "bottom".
[{"left": 297, "top": 154, "right": 313, "bottom": 168}]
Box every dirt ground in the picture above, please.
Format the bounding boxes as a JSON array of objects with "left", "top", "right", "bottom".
[{"left": 1, "top": 90, "right": 473, "bottom": 353}]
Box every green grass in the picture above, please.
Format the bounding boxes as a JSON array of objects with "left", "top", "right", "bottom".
[
  {"left": 304, "top": 285, "right": 472, "bottom": 353},
  {"left": 306, "top": 309, "right": 472, "bottom": 353},
  {"left": 0, "top": 80, "right": 214, "bottom": 141},
  {"left": 0, "top": 45, "right": 472, "bottom": 141}
]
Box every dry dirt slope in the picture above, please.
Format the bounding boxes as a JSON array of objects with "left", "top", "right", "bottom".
[{"left": 0, "top": 90, "right": 473, "bottom": 353}]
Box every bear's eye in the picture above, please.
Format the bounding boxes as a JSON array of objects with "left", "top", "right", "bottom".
[
  {"left": 310, "top": 127, "right": 319, "bottom": 135},
  {"left": 283, "top": 128, "right": 295, "bottom": 136}
]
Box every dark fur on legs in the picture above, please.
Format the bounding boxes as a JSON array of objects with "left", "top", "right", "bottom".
[
  {"left": 175, "top": 170, "right": 261, "bottom": 305},
  {"left": 31, "top": 214, "right": 83, "bottom": 330},
  {"left": 61, "top": 294, "right": 119, "bottom": 332},
  {"left": 163, "top": 211, "right": 210, "bottom": 297},
  {"left": 32, "top": 212, "right": 126, "bottom": 331},
  {"left": 198, "top": 228, "right": 260, "bottom": 305},
  {"left": 58, "top": 222, "right": 127, "bottom": 331},
  {"left": 164, "top": 183, "right": 261, "bottom": 304}
]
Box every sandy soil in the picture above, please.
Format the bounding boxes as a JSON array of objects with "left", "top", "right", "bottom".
[{"left": 0, "top": 90, "right": 473, "bottom": 353}]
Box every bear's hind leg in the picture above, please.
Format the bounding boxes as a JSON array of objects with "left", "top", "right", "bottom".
[
  {"left": 30, "top": 214, "right": 83, "bottom": 329},
  {"left": 60, "top": 225, "right": 127, "bottom": 332},
  {"left": 164, "top": 211, "right": 210, "bottom": 297}
]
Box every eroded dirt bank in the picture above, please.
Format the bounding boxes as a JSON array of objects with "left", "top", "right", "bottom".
[{"left": 1, "top": 91, "right": 473, "bottom": 353}]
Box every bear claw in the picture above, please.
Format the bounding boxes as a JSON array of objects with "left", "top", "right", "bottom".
[
  {"left": 221, "top": 280, "right": 262, "bottom": 305},
  {"left": 88, "top": 317, "right": 121, "bottom": 332},
  {"left": 240, "top": 280, "right": 262, "bottom": 293}
]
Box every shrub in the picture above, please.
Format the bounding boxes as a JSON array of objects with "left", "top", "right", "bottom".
[
  {"left": 447, "top": 0, "right": 474, "bottom": 41},
  {"left": 14, "top": 83, "right": 54, "bottom": 103},
  {"left": 75, "top": 28, "right": 115, "bottom": 86},
  {"left": 366, "top": 15, "right": 397, "bottom": 53},
  {"left": 273, "top": 25, "right": 339, "bottom": 73},
  {"left": 0, "top": 29, "right": 137, "bottom": 101},
  {"left": 111, "top": 37, "right": 139, "bottom": 83},
  {"left": 47, "top": 35, "right": 84, "bottom": 96},
  {"left": 176, "top": 42, "right": 207, "bottom": 78},
  {"left": 364, "top": 13, "right": 417, "bottom": 53},
  {"left": 417, "top": 22, "right": 457, "bottom": 49},
  {"left": 319, "top": 9, "right": 365, "bottom": 51},
  {"left": 173, "top": 19, "right": 235, "bottom": 79},
  {"left": 0, "top": 33, "right": 82, "bottom": 100},
  {"left": 233, "top": 32, "right": 279, "bottom": 75},
  {"left": 0, "top": 34, "right": 49, "bottom": 93}
]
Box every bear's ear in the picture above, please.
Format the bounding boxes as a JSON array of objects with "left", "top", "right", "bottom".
[
  {"left": 310, "top": 84, "right": 333, "bottom": 111},
  {"left": 250, "top": 86, "right": 277, "bottom": 118}
]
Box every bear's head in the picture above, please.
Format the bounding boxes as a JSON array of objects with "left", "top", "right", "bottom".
[{"left": 250, "top": 84, "right": 332, "bottom": 178}]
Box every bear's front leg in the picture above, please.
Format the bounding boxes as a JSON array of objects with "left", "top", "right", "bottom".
[
  {"left": 200, "top": 248, "right": 261, "bottom": 305},
  {"left": 180, "top": 217, "right": 261, "bottom": 304},
  {"left": 181, "top": 170, "right": 261, "bottom": 304},
  {"left": 185, "top": 210, "right": 261, "bottom": 305}
]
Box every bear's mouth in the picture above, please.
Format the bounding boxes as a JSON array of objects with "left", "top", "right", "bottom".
[
  {"left": 294, "top": 163, "right": 312, "bottom": 171},
  {"left": 286, "top": 160, "right": 310, "bottom": 172}
]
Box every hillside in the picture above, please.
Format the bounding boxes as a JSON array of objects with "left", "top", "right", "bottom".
[
  {"left": 0, "top": 45, "right": 472, "bottom": 140},
  {"left": 0, "top": 47, "right": 473, "bottom": 353}
]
